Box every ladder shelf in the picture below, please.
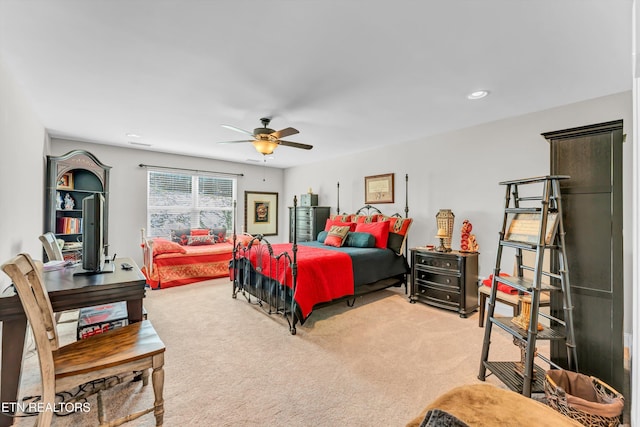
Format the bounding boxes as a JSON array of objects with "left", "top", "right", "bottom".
[{"left": 478, "top": 175, "right": 577, "bottom": 397}]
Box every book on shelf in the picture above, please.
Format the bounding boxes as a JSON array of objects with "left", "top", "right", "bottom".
[{"left": 56, "top": 217, "right": 83, "bottom": 234}]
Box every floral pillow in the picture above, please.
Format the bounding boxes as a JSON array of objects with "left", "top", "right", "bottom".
[
  {"left": 187, "top": 235, "right": 216, "bottom": 246},
  {"left": 210, "top": 227, "right": 227, "bottom": 243},
  {"left": 170, "top": 228, "right": 191, "bottom": 245}
]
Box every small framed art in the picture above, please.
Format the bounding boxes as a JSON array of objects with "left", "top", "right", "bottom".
[
  {"left": 244, "top": 191, "right": 278, "bottom": 236},
  {"left": 364, "top": 173, "right": 394, "bottom": 204},
  {"left": 57, "top": 172, "right": 74, "bottom": 190}
]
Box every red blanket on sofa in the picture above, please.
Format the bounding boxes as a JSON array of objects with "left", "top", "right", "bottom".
[{"left": 247, "top": 243, "right": 354, "bottom": 319}]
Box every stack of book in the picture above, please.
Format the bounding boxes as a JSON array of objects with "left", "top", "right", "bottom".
[{"left": 56, "top": 217, "right": 82, "bottom": 234}]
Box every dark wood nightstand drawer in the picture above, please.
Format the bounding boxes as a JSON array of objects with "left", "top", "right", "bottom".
[
  {"left": 414, "top": 269, "right": 460, "bottom": 288},
  {"left": 415, "top": 284, "right": 460, "bottom": 305},
  {"left": 414, "top": 253, "right": 459, "bottom": 272}
]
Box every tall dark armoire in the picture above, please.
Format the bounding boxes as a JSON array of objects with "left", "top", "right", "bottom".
[
  {"left": 542, "top": 120, "right": 624, "bottom": 394},
  {"left": 45, "top": 150, "right": 111, "bottom": 260}
]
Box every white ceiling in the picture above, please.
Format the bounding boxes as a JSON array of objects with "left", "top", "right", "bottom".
[{"left": 0, "top": 1, "right": 633, "bottom": 168}]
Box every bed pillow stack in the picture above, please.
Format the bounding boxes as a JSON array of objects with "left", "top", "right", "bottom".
[
  {"left": 170, "top": 227, "right": 228, "bottom": 246},
  {"left": 324, "top": 213, "right": 413, "bottom": 254}
]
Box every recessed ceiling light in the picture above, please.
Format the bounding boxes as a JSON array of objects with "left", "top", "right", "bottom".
[
  {"left": 467, "top": 90, "right": 489, "bottom": 100},
  {"left": 126, "top": 133, "right": 141, "bottom": 138}
]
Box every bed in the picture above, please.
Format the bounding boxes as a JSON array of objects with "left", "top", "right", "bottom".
[
  {"left": 231, "top": 175, "right": 412, "bottom": 334},
  {"left": 140, "top": 227, "right": 235, "bottom": 289}
]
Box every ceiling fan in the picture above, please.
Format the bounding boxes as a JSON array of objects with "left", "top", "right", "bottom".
[{"left": 219, "top": 117, "right": 313, "bottom": 155}]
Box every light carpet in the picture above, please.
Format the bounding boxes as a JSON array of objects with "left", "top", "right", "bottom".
[{"left": 11, "top": 278, "right": 522, "bottom": 426}]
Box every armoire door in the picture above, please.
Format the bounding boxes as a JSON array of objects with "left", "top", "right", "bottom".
[{"left": 542, "top": 120, "right": 624, "bottom": 393}]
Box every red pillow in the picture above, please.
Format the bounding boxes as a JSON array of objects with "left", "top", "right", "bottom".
[
  {"left": 325, "top": 218, "right": 356, "bottom": 232},
  {"left": 151, "top": 238, "right": 187, "bottom": 256},
  {"left": 190, "top": 228, "right": 210, "bottom": 236},
  {"left": 354, "top": 221, "right": 390, "bottom": 249}
]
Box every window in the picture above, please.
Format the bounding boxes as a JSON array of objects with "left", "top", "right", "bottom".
[{"left": 146, "top": 170, "right": 236, "bottom": 238}]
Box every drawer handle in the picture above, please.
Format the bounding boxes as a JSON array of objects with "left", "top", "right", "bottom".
[
  {"left": 446, "top": 278, "right": 451, "bottom": 284},
  {"left": 445, "top": 262, "right": 451, "bottom": 267},
  {"left": 446, "top": 295, "right": 450, "bottom": 300}
]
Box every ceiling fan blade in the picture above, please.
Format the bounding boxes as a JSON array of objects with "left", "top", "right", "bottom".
[
  {"left": 278, "top": 140, "right": 313, "bottom": 150},
  {"left": 271, "top": 127, "right": 299, "bottom": 139},
  {"left": 217, "top": 140, "right": 253, "bottom": 144},
  {"left": 221, "top": 124, "right": 255, "bottom": 137}
]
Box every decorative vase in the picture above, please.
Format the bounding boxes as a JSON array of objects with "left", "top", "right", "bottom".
[{"left": 436, "top": 209, "right": 455, "bottom": 250}]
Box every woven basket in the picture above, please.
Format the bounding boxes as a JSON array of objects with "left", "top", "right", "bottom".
[{"left": 544, "top": 370, "right": 624, "bottom": 427}]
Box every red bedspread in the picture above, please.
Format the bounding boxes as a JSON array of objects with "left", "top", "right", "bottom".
[
  {"left": 247, "top": 243, "right": 354, "bottom": 319},
  {"left": 144, "top": 242, "right": 234, "bottom": 289}
]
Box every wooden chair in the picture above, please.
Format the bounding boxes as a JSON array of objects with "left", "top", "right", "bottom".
[
  {"left": 2, "top": 253, "right": 165, "bottom": 427},
  {"left": 39, "top": 232, "right": 64, "bottom": 262},
  {"left": 39, "top": 232, "right": 76, "bottom": 324}
]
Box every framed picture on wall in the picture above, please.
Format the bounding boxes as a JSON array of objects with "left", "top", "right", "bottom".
[
  {"left": 244, "top": 191, "right": 278, "bottom": 236},
  {"left": 364, "top": 173, "right": 394, "bottom": 204}
]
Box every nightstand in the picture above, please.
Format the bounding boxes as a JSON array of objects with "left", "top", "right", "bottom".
[{"left": 410, "top": 248, "right": 478, "bottom": 317}]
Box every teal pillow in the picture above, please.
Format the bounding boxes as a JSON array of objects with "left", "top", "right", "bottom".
[
  {"left": 317, "top": 230, "right": 328, "bottom": 243},
  {"left": 344, "top": 232, "right": 375, "bottom": 248}
]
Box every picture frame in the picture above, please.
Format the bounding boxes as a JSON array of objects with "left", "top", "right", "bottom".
[
  {"left": 57, "top": 172, "right": 74, "bottom": 190},
  {"left": 504, "top": 212, "right": 559, "bottom": 245},
  {"left": 244, "top": 191, "right": 278, "bottom": 236},
  {"left": 364, "top": 173, "right": 394, "bottom": 204}
]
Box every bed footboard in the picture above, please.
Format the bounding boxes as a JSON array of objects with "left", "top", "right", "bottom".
[{"left": 231, "top": 234, "right": 300, "bottom": 335}]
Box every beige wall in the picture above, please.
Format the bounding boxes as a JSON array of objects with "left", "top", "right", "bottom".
[
  {"left": 49, "top": 139, "right": 286, "bottom": 268},
  {"left": 0, "top": 58, "right": 47, "bottom": 291},
  {"left": 284, "top": 90, "right": 633, "bottom": 331}
]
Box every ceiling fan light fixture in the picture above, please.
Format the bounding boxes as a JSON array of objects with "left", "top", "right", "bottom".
[{"left": 252, "top": 140, "right": 278, "bottom": 155}]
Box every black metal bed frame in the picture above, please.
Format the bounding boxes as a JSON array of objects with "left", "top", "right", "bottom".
[{"left": 231, "top": 174, "right": 410, "bottom": 335}]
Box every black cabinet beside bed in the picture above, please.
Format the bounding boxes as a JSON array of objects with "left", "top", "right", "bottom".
[
  {"left": 288, "top": 206, "right": 330, "bottom": 242},
  {"left": 410, "top": 249, "right": 478, "bottom": 318}
]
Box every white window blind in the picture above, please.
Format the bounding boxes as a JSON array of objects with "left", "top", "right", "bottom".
[{"left": 147, "top": 170, "right": 236, "bottom": 238}]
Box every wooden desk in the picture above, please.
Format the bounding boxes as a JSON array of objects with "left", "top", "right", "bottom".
[{"left": 0, "top": 257, "right": 146, "bottom": 427}]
